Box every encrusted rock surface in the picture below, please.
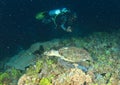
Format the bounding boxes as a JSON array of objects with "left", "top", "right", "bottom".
[{"left": 52, "top": 68, "right": 92, "bottom": 85}]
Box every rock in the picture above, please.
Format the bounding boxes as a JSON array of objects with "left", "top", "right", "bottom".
[{"left": 5, "top": 50, "right": 36, "bottom": 70}]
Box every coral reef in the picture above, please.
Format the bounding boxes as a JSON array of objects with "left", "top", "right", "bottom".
[
  {"left": 52, "top": 68, "right": 92, "bottom": 85},
  {"left": 2, "top": 30, "right": 120, "bottom": 85}
]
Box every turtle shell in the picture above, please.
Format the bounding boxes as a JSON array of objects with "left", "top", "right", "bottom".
[{"left": 58, "top": 47, "right": 92, "bottom": 62}]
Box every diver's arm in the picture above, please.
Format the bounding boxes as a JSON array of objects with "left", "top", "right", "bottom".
[
  {"left": 60, "top": 24, "right": 72, "bottom": 32},
  {"left": 60, "top": 24, "right": 66, "bottom": 31}
]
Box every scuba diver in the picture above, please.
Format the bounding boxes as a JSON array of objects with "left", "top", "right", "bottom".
[{"left": 35, "top": 8, "right": 77, "bottom": 32}]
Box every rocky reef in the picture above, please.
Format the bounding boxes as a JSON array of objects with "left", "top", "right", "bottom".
[{"left": 0, "top": 30, "right": 120, "bottom": 85}]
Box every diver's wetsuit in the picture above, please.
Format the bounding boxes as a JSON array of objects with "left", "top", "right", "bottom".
[{"left": 55, "top": 12, "right": 77, "bottom": 32}]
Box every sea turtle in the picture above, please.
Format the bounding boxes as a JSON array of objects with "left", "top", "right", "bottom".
[{"left": 44, "top": 46, "right": 92, "bottom": 63}]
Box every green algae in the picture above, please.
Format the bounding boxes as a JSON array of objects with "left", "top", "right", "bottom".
[
  {"left": 0, "top": 72, "right": 9, "bottom": 84},
  {"left": 39, "top": 78, "right": 52, "bottom": 85}
]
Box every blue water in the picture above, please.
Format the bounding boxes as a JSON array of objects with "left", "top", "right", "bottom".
[{"left": 0, "top": 0, "right": 120, "bottom": 59}]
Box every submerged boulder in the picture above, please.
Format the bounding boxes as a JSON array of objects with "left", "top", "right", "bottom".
[{"left": 5, "top": 50, "right": 36, "bottom": 70}]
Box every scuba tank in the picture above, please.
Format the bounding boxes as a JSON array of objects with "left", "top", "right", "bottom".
[{"left": 48, "top": 8, "right": 69, "bottom": 16}]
